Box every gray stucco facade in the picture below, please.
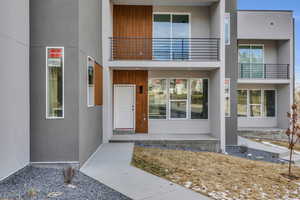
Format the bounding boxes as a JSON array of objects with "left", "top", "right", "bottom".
[
  {"left": 0, "top": 0, "right": 30, "bottom": 180},
  {"left": 30, "top": 0, "right": 102, "bottom": 165}
]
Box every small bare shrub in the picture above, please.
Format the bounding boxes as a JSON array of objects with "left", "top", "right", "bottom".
[
  {"left": 285, "top": 104, "right": 300, "bottom": 176},
  {"left": 63, "top": 167, "right": 75, "bottom": 184}
]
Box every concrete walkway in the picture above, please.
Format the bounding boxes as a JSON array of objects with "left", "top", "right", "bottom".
[{"left": 80, "top": 143, "right": 210, "bottom": 200}]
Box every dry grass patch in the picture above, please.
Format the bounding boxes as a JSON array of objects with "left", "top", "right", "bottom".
[{"left": 132, "top": 146, "right": 300, "bottom": 200}]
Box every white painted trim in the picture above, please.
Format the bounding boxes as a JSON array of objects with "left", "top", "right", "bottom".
[
  {"left": 113, "top": 84, "right": 136, "bottom": 130},
  {"left": 238, "top": 44, "right": 265, "bottom": 79},
  {"left": 152, "top": 12, "right": 192, "bottom": 60},
  {"left": 237, "top": 88, "right": 277, "bottom": 118},
  {"left": 224, "top": 12, "right": 230, "bottom": 45},
  {"left": 237, "top": 79, "right": 290, "bottom": 84},
  {"left": 87, "top": 56, "right": 96, "bottom": 107},
  {"left": 80, "top": 144, "right": 104, "bottom": 170},
  {"left": 46, "top": 46, "right": 65, "bottom": 119},
  {"left": 148, "top": 78, "right": 209, "bottom": 121}
]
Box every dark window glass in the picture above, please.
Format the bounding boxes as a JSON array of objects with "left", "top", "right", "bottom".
[
  {"left": 264, "top": 90, "right": 276, "bottom": 117},
  {"left": 191, "top": 79, "right": 208, "bottom": 119}
]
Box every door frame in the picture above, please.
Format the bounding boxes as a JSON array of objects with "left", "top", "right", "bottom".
[{"left": 113, "top": 84, "right": 136, "bottom": 130}]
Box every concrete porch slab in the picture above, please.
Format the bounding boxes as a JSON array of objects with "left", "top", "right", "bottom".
[
  {"left": 80, "top": 143, "right": 211, "bottom": 200},
  {"left": 110, "top": 133, "right": 218, "bottom": 142}
]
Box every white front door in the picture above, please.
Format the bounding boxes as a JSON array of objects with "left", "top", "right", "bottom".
[{"left": 114, "top": 85, "right": 135, "bottom": 130}]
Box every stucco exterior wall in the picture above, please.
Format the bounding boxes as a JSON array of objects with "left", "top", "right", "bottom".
[
  {"left": 78, "top": 0, "right": 103, "bottom": 165},
  {"left": 0, "top": 0, "right": 30, "bottom": 180},
  {"left": 237, "top": 11, "right": 293, "bottom": 40},
  {"left": 30, "top": 0, "right": 80, "bottom": 162}
]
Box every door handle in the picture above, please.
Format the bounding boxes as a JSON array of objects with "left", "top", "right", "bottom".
[{"left": 132, "top": 105, "right": 135, "bottom": 111}]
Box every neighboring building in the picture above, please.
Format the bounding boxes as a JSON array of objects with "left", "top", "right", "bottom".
[{"left": 0, "top": 0, "right": 295, "bottom": 180}]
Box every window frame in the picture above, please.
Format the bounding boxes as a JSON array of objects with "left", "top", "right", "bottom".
[
  {"left": 238, "top": 44, "right": 265, "bottom": 79},
  {"left": 148, "top": 78, "right": 168, "bottom": 120},
  {"left": 152, "top": 12, "right": 192, "bottom": 60},
  {"left": 46, "top": 46, "right": 65, "bottom": 119},
  {"left": 237, "top": 89, "right": 277, "bottom": 118},
  {"left": 224, "top": 13, "right": 230, "bottom": 45},
  {"left": 225, "top": 78, "right": 231, "bottom": 117},
  {"left": 87, "top": 56, "right": 95, "bottom": 107},
  {"left": 148, "top": 78, "right": 209, "bottom": 121},
  {"left": 249, "top": 90, "right": 262, "bottom": 117}
]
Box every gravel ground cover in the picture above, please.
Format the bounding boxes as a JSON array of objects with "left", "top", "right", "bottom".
[
  {"left": 132, "top": 146, "right": 300, "bottom": 200},
  {"left": 0, "top": 166, "right": 131, "bottom": 200}
]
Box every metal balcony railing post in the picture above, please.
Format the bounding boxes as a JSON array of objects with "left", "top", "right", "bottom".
[{"left": 264, "top": 64, "right": 267, "bottom": 79}]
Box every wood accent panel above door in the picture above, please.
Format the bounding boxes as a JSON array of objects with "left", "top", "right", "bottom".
[{"left": 113, "top": 5, "right": 153, "bottom": 60}]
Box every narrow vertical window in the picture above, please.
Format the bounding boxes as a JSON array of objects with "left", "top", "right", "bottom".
[
  {"left": 190, "top": 79, "right": 208, "bottom": 119},
  {"left": 149, "top": 79, "right": 167, "bottom": 119},
  {"left": 224, "top": 13, "right": 230, "bottom": 45},
  {"left": 237, "top": 90, "right": 247, "bottom": 117},
  {"left": 249, "top": 90, "right": 262, "bottom": 117},
  {"left": 46, "top": 47, "right": 64, "bottom": 118},
  {"left": 264, "top": 90, "right": 276, "bottom": 117},
  {"left": 87, "top": 56, "right": 95, "bottom": 107},
  {"left": 225, "top": 78, "right": 230, "bottom": 117},
  {"left": 169, "top": 79, "right": 188, "bottom": 119}
]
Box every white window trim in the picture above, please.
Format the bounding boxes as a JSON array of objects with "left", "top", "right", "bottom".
[
  {"left": 225, "top": 78, "right": 231, "bottom": 117},
  {"left": 152, "top": 12, "right": 192, "bottom": 60},
  {"left": 87, "top": 56, "right": 95, "bottom": 107},
  {"left": 148, "top": 78, "right": 209, "bottom": 121},
  {"left": 238, "top": 44, "right": 265, "bottom": 79},
  {"left": 225, "top": 13, "right": 230, "bottom": 45},
  {"left": 46, "top": 46, "right": 65, "bottom": 119},
  {"left": 237, "top": 88, "right": 277, "bottom": 119}
]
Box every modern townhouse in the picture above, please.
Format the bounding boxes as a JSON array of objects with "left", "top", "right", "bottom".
[{"left": 0, "top": 0, "right": 295, "bottom": 181}]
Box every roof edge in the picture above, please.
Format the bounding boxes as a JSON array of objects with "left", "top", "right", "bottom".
[{"left": 238, "top": 9, "right": 293, "bottom": 13}]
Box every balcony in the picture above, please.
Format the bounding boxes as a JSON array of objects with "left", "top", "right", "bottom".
[
  {"left": 110, "top": 37, "right": 220, "bottom": 62},
  {"left": 238, "top": 63, "right": 289, "bottom": 80}
]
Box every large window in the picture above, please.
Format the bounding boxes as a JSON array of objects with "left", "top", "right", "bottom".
[
  {"left": 239, "top": 45, "right": 264, "bottom": 78},
  {"left": 149, "top": 79, "right": 167, "bottom": 119},
  {"left": 153, "top": 13, "right": 190, "bottom": 60},
  {"left": 149, "top": 78, "right": 208, "bottom": 120},
  {"left": 237, "top": 89, "right": 276, "bottom": 117},
  {"left": 46, "top": 47, "right": 64, "bottom": 118}
]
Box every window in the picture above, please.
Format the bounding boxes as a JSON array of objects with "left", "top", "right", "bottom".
[
  {"left": 225, "top": 13, "right": 230, "bottom": 45},
  {"left": 237, "top": 90, "right": 247, "bottom": 117},
  {"left": 264, "top": 90, "right": 276, "bottom": 117},
  {"left": 153, "top": 13, "right": 190, "bottom": 60},
  {"left": 249, "top": 90, "right": 262, "bottom": 117},
  {"left": 46, "top": 47, "right": 64, "bottom": 118},
  {"left": 225, "top": 78, "right": 230, "bottom": 117},
  {"left": 148, "top": 78, "right": 208, "bottom": 120},
  {"left": 237, "top": 89, "right": 276, "bottom": 117},
  {"left": 190, "top": 79, "right": 208, "bottom": 119},
  {"left": 239, "top": 45, "right": 264, "bottom": 78},
  {"left": 169, "top": 79, "right": 188, "bottom": 119},
  {"left": 87, "top": 57, "right": 95, "bottom": 106},
  {"left": 149, "top": 79, "right": 167, "bottom": 119}
]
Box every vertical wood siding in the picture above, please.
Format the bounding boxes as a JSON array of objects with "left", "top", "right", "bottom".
[{"left": 113, "top": 5, "right": 153, "bottom": 60}]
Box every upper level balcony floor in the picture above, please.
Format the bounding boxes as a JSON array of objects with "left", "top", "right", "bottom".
[{"left": 107, "top": 0, "right": 223, "bottom": 68}]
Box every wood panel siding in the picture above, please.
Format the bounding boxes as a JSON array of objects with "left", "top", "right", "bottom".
[
  {"left": 113, "top": 5, "right": 153, "bottom": 60},
  {"left": 113, "top": 70, "right": 148, "bottom": 133},
  {"left": 94, "top": 62, "right": 103, "bottom": 106}
]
